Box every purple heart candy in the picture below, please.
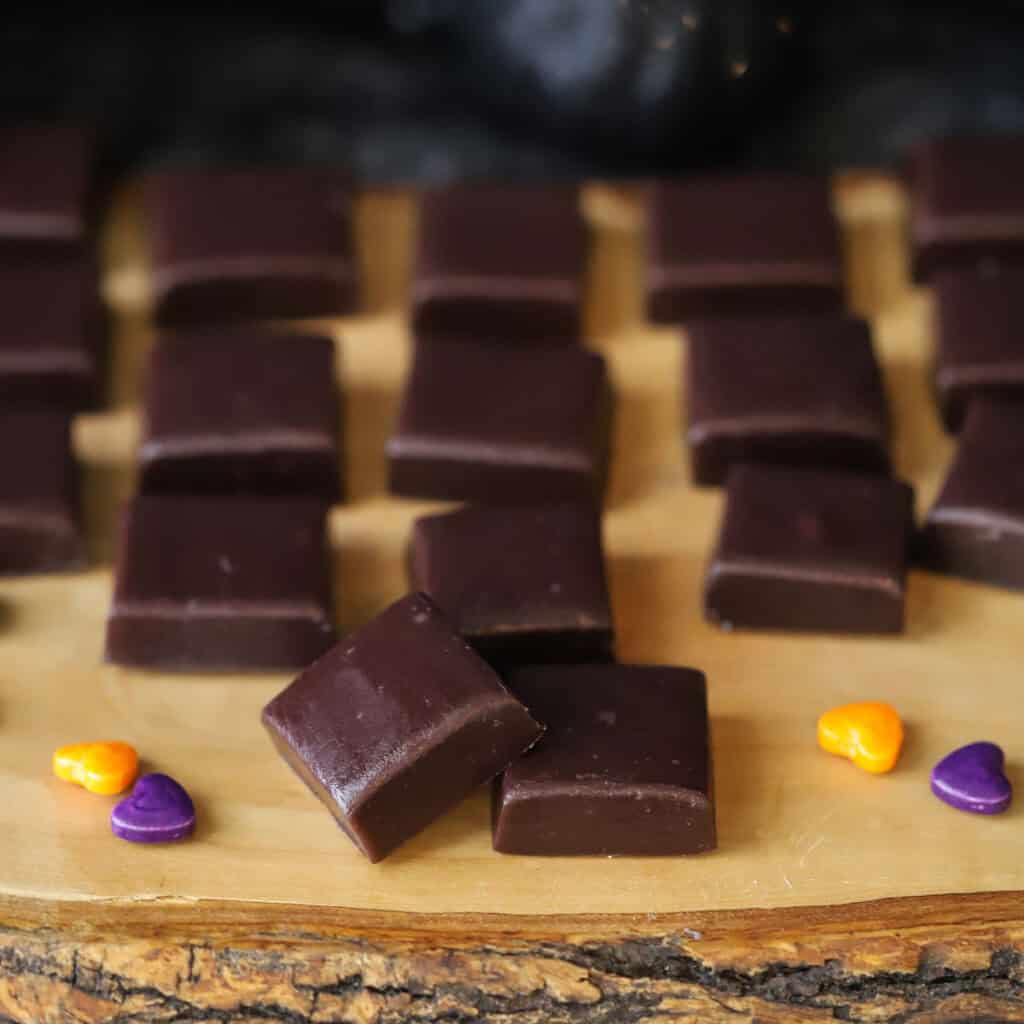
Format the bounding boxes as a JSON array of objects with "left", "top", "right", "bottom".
[
  {"left": 931, "top": 742, "right": 1012, "bottom": 815},
  {"left": 111, "top": 773, "right": 196, "bottom": 843}
]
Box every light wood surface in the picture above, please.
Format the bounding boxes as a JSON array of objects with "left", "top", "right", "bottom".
[
  {"left": 2, "top": 174, "right": 1024, "bottom": 1023},
  {"left": 3, "top": 175, "right": 1023, "bottom": 916}
]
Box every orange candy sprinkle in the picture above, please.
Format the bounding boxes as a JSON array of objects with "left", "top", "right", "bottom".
[
  {"left": 53, "top": 741, "right": 140, "bottom": 795},
  {"left": 817, "top": 702, "right": 904, "bottom": 775}
]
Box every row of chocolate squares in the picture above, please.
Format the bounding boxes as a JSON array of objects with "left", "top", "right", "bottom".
[
  {"left": 3, "top": 392, "right": 1021, "bottom": 648},
  {"left": 2, "top": 309, "right": 896, "bottom": 525}
]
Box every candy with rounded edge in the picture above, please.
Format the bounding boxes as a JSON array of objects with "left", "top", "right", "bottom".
[
  {"left": 817, "top": 702, "right": 904, "bottom": 774},
  {"left": 53, "top": 741, "right": 139, "bottom": 795},
  {"left": 111, "top": 773, "right": 196, "bottom": 843},
  {"left": 931, "top": 742, "right": 1012, "bottom": 815}
]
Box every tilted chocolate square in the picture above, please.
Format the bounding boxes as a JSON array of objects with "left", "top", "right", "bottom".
[
  {"left": 143, "top": 166, "right": 357, "bottom": 326},
  {"left": 409, "top": 501, "right": 614, "bottom": 665},
  {"left": 139, "top": 328, "right": 341, "bottom": 499},
  {"left": 0, "top": 411, "right": 84, "bottom": 575},
  {"left": 388, "top": 336, "right": 610, "bottom": 502},
  {"left": 413, "top": 181, "right": 586, "bottom": 342},
  {"left": 910, "top": 135, "right": 1024, "bottom": 281},
  {"left": 105, "top": 496, "right": 334, "bottom": 671},
  {"left": 705, "top": 465, "right": 914, "bottom": 634},
  {"left": 263, "top": 592, "right": 543, "bottom": 862},
  {"left": 918, "top": 399, "right": 1024, "bottom": 591},
  {"left": 932, "top": 267, "right": 1024, "bottom": 431},
  {"left": 646, "top": 173, "right": 844, "bottom": 322},
  {"left": 0, "top": 261, "right": 101, "bottom": 410},
  {"left": 0, "top": 122, "right": 93, "bottom": 258},
  {"left": 686, "top": 314, "right": 889, "bottom": 486},
  {"left": 493, "top": 664, "right": 715, "bottom": 857}
]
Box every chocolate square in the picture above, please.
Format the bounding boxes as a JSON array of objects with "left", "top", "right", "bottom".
[
  {"left": 686, "top": 314, "right": 889, "bottom": 486},
  {"left": 493, "top": 664, "right": 714, "bottom": 857},
  {"left": 412, "top": 182, "right": 586, "bottom": 342},
  {"left": 0, "top": 123, "right": 92, "bottom": 257},
  {"left": 143, "top": 166, "right": 357, "bottom": 326},
  {"left": 0, "top": 411, "right": 84, "bottom": 575},
  {"left": 918, "top": 399, "right": 1024, "bottom": 591},
  {"left": 409, "top": 501, "right": 613, "bottom": 665},
  {"left": 139, "top": 328, "right": 341, "bottom": 499},
  {"left": 932, "top": 268, "right": 1024, "bottom": 431},
  {"left": 388, "top": 336, "right": 610, "bottom": 502},
  {"left": 105, "top": 496, "right": 334, "bottom": 671},
  {"left": 646, "top": 173, "right": 844, "bottom": 322},
  {"left": 0, "top": 261, "right": 100, "bottom": 410},
  {"left": 910, "top": 136, "right": 1024, "bottom": 281},
  {"left": 705, "top": 465, "right": 913, "bottom": 634},
  {"left": 262, "top": 592, "right": 543, "bottom": 862}
]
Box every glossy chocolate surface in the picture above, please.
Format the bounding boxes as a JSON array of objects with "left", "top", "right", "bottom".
[
  {"left": 0, "top": 123, "right": 92, "bottom": 256},
  {"left": 143, "top": 166, "right": 357, "bottom": 326},
  {"left": 413, "top": 182, "right": 585, "bottom": 342},
  {"left": 388, "top": 335, "right": 610, "bottom": 502},
  {"left": 705, "top": 465, "right": 913, "bottom": 634},
  {"left": 0, "top": 411, "right": 84, "bottom": 575},
  {"left": 910, "top": 136, "right": 1024, "bottom": 281},
  {"left": 139, "top": 329, "right": 341, "bottom": 498},
  {"left": 263, "top": 592, "right": 543, "bottom": 863},
  {"left": 493, "top": 664, "right": 714, "bottom": 857},
  {"left": 409, "top": 501, "right": 613, "bottom": 665},
  {"left": 932, "top": 267, "right": 1024, "bottom": 431},
  {"left": 0, "top": 261, "right": 100, "bottom": 409},
  {"left": 918, "top": 399, "right": 1024, "bottom": 591},
  {"left": 105, "top": 496, "right": 334, "bottom": 671},
  {"left": 686, "top": 314, "right": 889, "bottom": 486},
  {"left": 647, "top": 174, "right": 844, "bottom": 322}
]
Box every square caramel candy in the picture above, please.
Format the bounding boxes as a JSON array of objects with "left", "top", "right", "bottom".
[
  {"left": 910, "top": 135, "right": 1024, "bottom": 281},
  {"left": 413, "top": 181, "right": 586, "bottom": 343},
  {"left": 409, "top": 501, "right": 613, "bottom": 665},
  {"left": 139, "top": 328, "right": 341, "bottom": 499},
  {"left": 647, "top": 173, "right": 844, "bottom": 322},
  {"left": 705, "top": 465, "right": 914, "bottom": 634},
  {"left": 919, "top": 399, "right": 1024, "bottom": 591},
  {"left": 686, "top": 314, "right": 889, "bottom": 486},
  {"left": 493, "top": 664, "right": 714, "bottom": 857},
  {"left": 932, "top": 267, "right": 1024, "bottom": 431},
  {"left": 262, "top": 593, "right": 542, "bottom": 862},
  {"left": 143, "top": 165, "right": 357, "bottom": 325},
  {"left": 388, "top": 335, "right": 610, "bottom": 502},
  {"left": 105, "top": 496, "right": 334, "bottom": 671},
  {"left": 0, "top": 411, "right": 84, "bottom": 575}
]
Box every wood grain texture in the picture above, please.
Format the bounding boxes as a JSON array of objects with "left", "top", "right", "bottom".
[{"left": 1, "top": 174, "right": 1023, "bottom": 1022}]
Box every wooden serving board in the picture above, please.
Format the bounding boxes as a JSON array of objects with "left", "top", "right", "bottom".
[{"left": 2, "top": 176, "right": 1024, "bottom": 1023}]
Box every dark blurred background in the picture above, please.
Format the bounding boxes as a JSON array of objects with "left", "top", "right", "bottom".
[{"left": 6, "top": 2, "right": 1024, "bottom": 183}]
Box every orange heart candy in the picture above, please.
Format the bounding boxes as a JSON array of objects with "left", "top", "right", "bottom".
[
  {"left": 53, "top": 741, "right": 139, "bottom": 795},
  {"left": 817, "top": 702, "right": 904, "bottom": 774}
]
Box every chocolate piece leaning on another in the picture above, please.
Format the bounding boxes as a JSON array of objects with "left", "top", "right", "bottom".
[
  {"left": 931, "top": 267, "right": 1024, "bottom": 432},
  {"left": 910, "top": 135, "right": 1024, "bottom": 282},
  {"left": 105, "top": 496, "right": 334, "bottom": 671},
  {"left": 412, "top": 181, "right": 586, "bottom": 343},
  {"left": 388, "top": 335, "right": 610, "bottom": 502},
  {"left": 493, "top": 664, "right": 714, "bottom": 857},
  {"left": 0, "top": 411, "right": 85, "bottom": 575},
  {"left": 143, "top": 166, "right": 357, "bottom": 326},
  {"left": 409, "top": 501, "right": 614, "bottom": 666},
  {"left": 646, "top": 173, "right": 844, "bottom": 323},
  {"left": 918, "top": 399, "right": 1024, "bottom": 591},
  {"left": 705, "top": 465, "right": 914, "bottom": 634},
  {"left": 686, "top": 315, "right": 889, "bottom": 486},
  {"left": 0, "top": 122, "right": 93, "bottom": 259},
  {"left": 138, "top": 328, "right": 341, "bottom": 499},
  {"left": 262, "top": 593, "right": 543, "bottom": 863},
  {"left": 0, "top": 261, "right": 102, "bottom": 410}
]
